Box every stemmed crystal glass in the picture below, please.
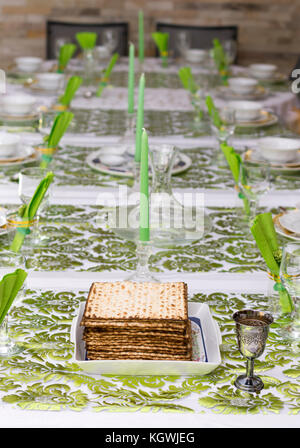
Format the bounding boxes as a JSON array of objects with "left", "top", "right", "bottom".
[
  {"left": 210, "top": 106, "right": 236, "bottom": 166},
  {"left": 102, "top": 29, "right": 118, "bottom": 54},
  {"left": 0, "top": 251, "right": 26, "bottom": 304},
  {"left": 237, "top": 162, "right": 270, "bottom": 227},
  {"left": 279, "top": 243, "right": 300, "bottom": 340},
  {"left": 18, "top": 167, "right": 52, "bottom": 245},
  {"left": 176, "top": 31, "right": 191, "bottom": 60},
  {"left": 221, "top": 39, "right": 237, "bottom": 66},
  {"left": 238, "top": 162, "right": 270, "bottom": 229}
]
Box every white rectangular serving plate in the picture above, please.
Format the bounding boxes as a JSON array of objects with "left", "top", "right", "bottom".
[{"left": 70, "top": 302, "right": 222, "bottom": 376}]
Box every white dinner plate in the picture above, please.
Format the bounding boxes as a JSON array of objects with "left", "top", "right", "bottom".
[
  {"left": 244, "top": 149, "right": 300, "bottom": 172},
  {"left": 216, "top": 85, "right": 269, "bottom": 101},
  {"left": 0, "top": 207, "right": 7, "bottom": 237},
  {"left": 71, "top": 302, "right": 222, "bottom": 376},
  {"left": 0, "top": 145, "right": 38, "bottom": 167},
  {"left": 278, "top": 209, "right": 300, "bottom": 235},
  {"left": 236, "top": 111, "right": 278, "bottom": 128},
  {"left": 0, "top": 110, "right": 40, "bottom": 122},
  {"left": 86, "top": 148, "right": 192, "bottom": 178}
]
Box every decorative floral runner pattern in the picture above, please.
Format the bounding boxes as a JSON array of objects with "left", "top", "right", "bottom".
[
  {"left": 0, "top": 288, "right": 298, "bottom": 413},
  {"left": 2, "top": 146, "right": 299, "bottom": 191},
  {"left": 0, "top": 204, "right": 289, "bottom": 274}
]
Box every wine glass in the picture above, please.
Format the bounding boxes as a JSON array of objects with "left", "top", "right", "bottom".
[
  {"left": 176, "top": 31, "right": 191, "bottom": 59},
  {"left": 102, "top": 29, "right": 118, "bottom": 54},
  {"left": 233, "top": 309, "right": 273, "bottom": 392},
  {"left": 279, "top": 243, "right": 300, "bottom": 340},
  {"left": 221, "top": 39, "right": 237, "bottom": 66},
  {"left": 210, "top": 106, "right": 236, "bottom": 166},
  {"left": 238, "top": 161, "right": 270, "bottom": 227}
]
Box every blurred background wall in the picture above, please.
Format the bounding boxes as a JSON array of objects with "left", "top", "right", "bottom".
[{"left": 0, "top": 0, "right": 298, "bottom": 71}]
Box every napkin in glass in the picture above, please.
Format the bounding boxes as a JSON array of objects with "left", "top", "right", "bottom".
[
  {"left": 58, "top": 43, "right": 77, "bottom": 73},
  {"left": 178, "top": 67, "right": 198, "bottom": 94},
  {"left": 58, "top": 76, "right": 83, "bottom": 107},
  {"left": 251, "top": 212, "right": 294, "bottom": 313},
  {"left": 96, "top": 53, "right": 119, "bottom": 97},
  {"left": 213, "top": 38, "right": 229, "bottom": 84},
  {"left": 40, "top": 111, "right": 74, "bottom": 167},
  {"left": 220, "top": 143, "right": 250, "bottom": 215},
  {"left": 0, "top": 269, "right": 27, "bottom": 325},
  {"left": 9, "top": 172, "right": 54, "bottom": 253},
  {"left": 152, "top": 32, "right": 169, "bottom": 66},
  {"left": 76, "top": 32, "right": 97, "bottom": 50},
  {"left": 205, "top": 95, "right": 222, "bottom": 128}
]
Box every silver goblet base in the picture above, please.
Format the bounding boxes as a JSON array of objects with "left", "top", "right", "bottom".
[{"left": 234, "top": 374, "right": 264, "bottom": 393}]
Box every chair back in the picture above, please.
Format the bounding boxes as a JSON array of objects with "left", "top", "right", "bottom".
[{"left": 46, "top": 20, "right": 129, "bottom": 59}]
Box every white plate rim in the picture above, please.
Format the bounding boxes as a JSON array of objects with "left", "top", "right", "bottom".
[{"left": 86, "top": 149, "right": 192, "bottom": 178}]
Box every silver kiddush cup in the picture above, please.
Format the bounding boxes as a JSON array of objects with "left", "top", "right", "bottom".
[{"left": 233, "top": 309, "right": 273, "bottom": 393}]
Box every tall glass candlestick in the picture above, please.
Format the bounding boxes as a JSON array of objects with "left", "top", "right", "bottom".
[
  {"left": 128, "top": 43, "right": 135, "bottom": 114},
  {"left": 134, "top": 73, "right": 145, "bottom": 163},
  {"left": 138, "top": 11, "right": 144, "bottom": 63}
]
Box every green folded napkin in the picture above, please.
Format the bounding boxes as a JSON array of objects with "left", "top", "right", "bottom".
[
  {"left": 9, "top": 172, "right": 54, "bottom": 253},
  {"left": 41, "top": 111, "right": 74, "bottom": 167},
  {"left": 76, "top": 32, "right": 97, "bottom": 50},
  {"left": 205, "top": 95, "right": 222, "bottom": 128},
  {"left": 58, "top": 44, "right": 77, "bottom": 72},
  {"left": 178, "top": 67, "right": 198, "bottom": 94},
  {"left": 0, "top": 269, "right": 27, "bottom": 325},
  {"left": 58, "top": 76, "right": 83, "bottom": 107},
  {"left": 152, "top": 32, "right": 169, "bottom": 67},
  {"left": 220, "top": 143, "right": 250, "bottom": 215},
  {"left": 96, "top": 53, "right": 119, "bottom": 97},
  {"left": 213, "top": 38, "right": 229, "bottom": 84},
  {"left": 251, "top": 213, "right": 294, "bottom": 313}
]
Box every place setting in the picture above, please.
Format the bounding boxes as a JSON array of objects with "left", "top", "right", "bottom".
[
  {"left": 248, "top": 63, "right": 288, "bottom": 84},
  {"left": 243, "top": 136, "right": 300, "bottom": 172},
  {"left": 216, "top": 76, "right": 269, "bottom": 101},
  {"left": 0, "top": 132, "right": 38, "bottom": 168},
  {"left": 0, "top": 93, "right": 41, "bottom": 129},
  {"left": 6, "top": 56, "right": 44, "bottom": 84}
]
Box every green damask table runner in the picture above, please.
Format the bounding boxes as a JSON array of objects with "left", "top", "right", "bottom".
[{"left": 0, "top": 286, "right": 298, "bottom": 414}]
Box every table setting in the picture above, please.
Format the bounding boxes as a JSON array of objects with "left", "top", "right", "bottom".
[{"left": 0, "top": 14, "right": 299, "bottom": 429}]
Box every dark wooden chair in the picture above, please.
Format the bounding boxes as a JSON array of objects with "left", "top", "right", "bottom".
[
  {"left": 46, "top": 20, "right": 129, "bottom": 59},
  {"left": 155, "top": 23, "right": 238, "bottom": 62}
]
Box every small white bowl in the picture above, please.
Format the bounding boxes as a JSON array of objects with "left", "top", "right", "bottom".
[
  {"left": 257, "top": 137, "right": 300, "bottom": 163},
  {"left": 2, "top": 94, "right": 37, "bottom": 116},
  {"left": 228, "top": 77, "right": 258, "bottom": 95},
  {"left": 0, "top": 133, "right": 21, "bottom": 157},
  {"left": 185, "top": 49, "right": 207, "bottom": 63},
  {"left": 100, "top": 154, "right": 125, "bottom": 166},
  {"left": 100, "top": 146, "right": 127, "bottom": 156},
  {"left": 15, "top": 57, "right": 42, "bottom": 73},
  {"left": 36, "top": 73, "right": 65, "bottom": 90},
  {"left": 249, "top": 64, "right": 277, "bottom": 79},
  {"left": 228, "top": 101, "right": 262, "bottom": 122},
  {"left": 95, "top": 46, "right": 110, "bottom": 60}
]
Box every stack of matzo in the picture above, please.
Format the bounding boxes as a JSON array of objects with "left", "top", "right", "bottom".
[{"left": 80, "top": 281, "right": 192, "bottom": 361}]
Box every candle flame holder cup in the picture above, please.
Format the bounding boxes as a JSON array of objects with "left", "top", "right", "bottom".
[{"left": 233, "top": 309, "right": 273, "bottom": 393}]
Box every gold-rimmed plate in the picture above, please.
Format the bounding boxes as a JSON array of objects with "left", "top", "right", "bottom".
[
  {"left": 236, "top": 111, "right": 278, "bottom": 128},
  {"left": 249, "top": 72, "right": 287, "bottom": 84},
  {"left": 215, "top": 85, "right": 269, "bottom": 101},
  {"left": 0, "top": 145, "right": 38, "bottom": 166},
  {"left": 244, "top": 149, "right": 300, "bottom": 171},
  {"left": 274, "top": 211, "right": 300, "bottom": 241},
  {"left": 0, "top": 110, "right": 40, "bottom": 122}
]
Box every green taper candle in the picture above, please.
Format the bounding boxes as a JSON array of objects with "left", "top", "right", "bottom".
[
  {"left": 128, "top": 43, "right": 135, "bottom": 114},
  {"left": 135, "top": 73, "right": 145, "bottom": 163},
  {"left": 138, "top": 10, "right": 144, "bottom": 63},
  {"left": 139, "top": 128, "right": 149, "bottom": 242}
]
